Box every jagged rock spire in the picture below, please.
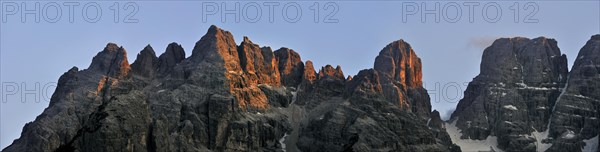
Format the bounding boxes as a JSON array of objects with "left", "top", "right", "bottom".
[
  {"left": 157, "top": 42, "right": 185, "bottom": 77},
  {"left": 274, "top": 47, "right": 304, "bottom": 87},
  {"left": 130, "top": 45, "right": 158, "bottom": 78},
  {"left": 87, "top": 43, "right": 130, "bottom": 78}
]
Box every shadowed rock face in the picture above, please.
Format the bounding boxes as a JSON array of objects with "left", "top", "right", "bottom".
[
  {"left": 274, "top": 47, "right": 305, "bottom": 88},
  {"left": 4, "top": 43, "right": 138, "bottom": 152},
  {"left": 429, "top": 110, "right": 462, "bottom": 152},
  {"left": 4, "top": 25, "right": 455, "bottom": 152},
  {"left": 296, "top": 40, "right": 459, "bottom": 151},
  {"left": 296, "top": 64, "right": 347, "bottom": 107},
  {"left": 449, "top": 36, "right": 599, "bottom": 152},
  {"left": 156, "top": 43, "right": 185, "bottom": 78},
  {"left": 451, "top": 37, "right": 569, "bottom": 151},
  {"left": 88, "top": 43, "right": 131, "bottom": 79},
  {"left": 547, "top": 35, "right": 600, "bottom": 152},
  {"left": 130, "top": 45, "right": 158, "bottom": 79}
]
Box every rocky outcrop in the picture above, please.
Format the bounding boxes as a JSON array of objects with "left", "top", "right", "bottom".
[
  {"left": 88, "top": 43, "right": 131, "bottom": 79},
  {"left": 130, "top": 45, "right": 158, "bottom": 79},
  {"left": 297, "top": 96, "right": 447, "bottom": 151},
  {"left": 314, "top": 65, "right": 346, "bottom": 96},
  {"left": 156, "top": 43, "right": 185, "bottom": 78},
  {"left": 429, "top": 110, "right": 462, "bottom": 152},
  {"left": 317, "top": 65, "right": 345, "bottom": 80},
  {"left": 372, "top": 40, "right": 431, "bottom": 119},
  {"left": 259, "top": 46, "right": 281, "bottom": 85},
  {"left": 295, "top": 60, "right": 317, "bottom": 105},
  {"left": 237, "top": 37, "right": 281, "bottom": 86},
  {"left": 547, "top": 35, "right": 600, "bottom": 152},
  {"left": 374, "top": 40, "right": 423, "bottom": 88},
  {"left": 4, "top": 25, "right": 455, "bottom": 152},
  {"left": 4, "top": 43, "right": 134, "bottom": 152},
  {"left": 296, "top": 40, "right": 456, "bottom": 151},
  {"left": 297, "top": 65, "right": 454, "bottom": 151},
  {"left": 345, "top": 69, "right": 383, "bottom": 97},
  {"left": 274, "top": 48, "right": 304, "bottom": 88},
  {"left": 450, "top": 37, "right": 571, "bottom": 151},
  {"left": 170, "top": 26, "right": 292, "bottom": 150},
  {"left": 185, "top": 25, "right": 278, "bottom": 110},
  {"left": 302, "top": 60, "right": 317, "bottom": 84},
  {"left": 295, "top": 64, "right": 347, "bottom": 108}
]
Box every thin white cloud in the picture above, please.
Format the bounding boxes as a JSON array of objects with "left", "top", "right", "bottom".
[
  {"left": 467, "top": 36, "right": 499, "bottom": 51},
  {"left": 442, "top": 108, "right": 455, "bottom": 121}
]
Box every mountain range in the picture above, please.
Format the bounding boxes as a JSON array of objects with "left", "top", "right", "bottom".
[{"left": 3, "top": 25, "right": 599, "bottom": 152}]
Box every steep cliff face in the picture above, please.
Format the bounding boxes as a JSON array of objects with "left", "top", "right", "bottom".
[
  {"left": 4, "top": 26, "right": 454, "bottom": 152},
  {"left": 373, "top": 40, "right": 431, "bottom": 119},
  {"left": 4, "top": 43, "right": 140, "bottom": 152},
  {"left": 429, "top": 110, "right": 461, "bottom": 152},
  {"left": 449, "top": 36, "right": 600, "bottom": 152},
  {"left": 547, "top": 35, "right": 600, "bottom": 152},
  {"left": 274, "top": 48, "right": 305, "bottom": 88},
  {"left": 130, "top": 45, "right": 158, "bottom": 79},
  {"left": 156, "top": 42, "right": 185, "bottom": 78},
  {"left": 147, "top": 25, "right": 292, "bottom": 151},
  {"left": 449, "top": 37, "right": 569, "bottom": 151}
]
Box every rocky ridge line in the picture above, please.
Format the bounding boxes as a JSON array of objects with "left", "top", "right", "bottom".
[{"left": 4, "top": 25, "right": 456, "bottom": 152}]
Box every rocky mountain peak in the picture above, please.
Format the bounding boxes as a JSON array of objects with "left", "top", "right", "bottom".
[
  {"left": 67, "top": 66, "right": 79, "bottom": 73},
  {"left": 345, "top": 69, "right": 383, "bottom": 96},
  {"left": 335, "top": 65, "right": 344, "bottom": 78},
  {"left": 4, "top": 25, "right": 457, "bottom": 152},
  {"left": 143, "top": 44, "right": 153, "bottom": 51},
  {"left": 591, "top": 34, "right": 600, "bottom": 40},
  {"left": 157, "top": 42, "right": 185, "bottom": 77},
  {"left": 317, "top": 65, "right": 345, "bottom": 80},
  {"left": 242, "top": 36, "right": 252, "bottom": 43},
  {"left": 450, "top": 36, "right": 572, "bottom": 151},
  {"left": 259, "top": 47, "right": 280, "bottom": 81},
  {"left": 237, "top": 35, "right": 281, "bottom": 86},
  {"left": 190, "top": 25, "right": 239, "bottom": 72},
  {"left": 204, "top": 24, "right": 229, "bottom": 38},
  {"left": 87, "top": 43, "right": 130, "bottom": 79},
  {"left": 369, "top": 40, "right": 430, "bottom": 119},
  {"left": 302, "top": 60, "right": 317, "bottom": 84},
  {"left": 374, "top": 39, "right": 423, "bottom": 88},
  {"left": 104, "top": 43, "right": 120, "bottom": 52},
  {"left": 130, "top": 45, "right": 158, "bottom": 78},
  {"left": 546, "top": 34, "right": 600, "bottom": 152},
  {"left": 274, "top": 47, "right": 304, "bottom": 87},
  {"left": 572, "top": 34, "right": 600, "bottom": 70},
  {"left": 479, "top": 37, "right": 567, "bottom": 84}
]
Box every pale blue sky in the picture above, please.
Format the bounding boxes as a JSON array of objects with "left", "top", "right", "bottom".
[{"left": 1, "top": 1, "right": 598, "bottom": 149}]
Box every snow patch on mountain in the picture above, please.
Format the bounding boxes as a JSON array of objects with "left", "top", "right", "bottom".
[
  {"left": 516, "top": 83, "right": 558, "bottom": 90},
  {"left": 503, "top": 105, "right": 518, "bottom": 111},
  {"left": 446, "top": 119, "right": 503, "bottom": 152},
  {"left": 530, "top": 129, "right": 552, "bottom": 152},
  {"left": 279, "top": 133, "right": 289, "bottom": 152},
  {"left": 583, "top": 135, "right": 599, "bottom": 152},
  {"left": 562, "top": 130, "right": 576, "bottom": 139}
]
